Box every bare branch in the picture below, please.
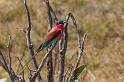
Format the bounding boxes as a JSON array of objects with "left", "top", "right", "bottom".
[
  {"left": 24, "top": 0, "right": 35, "bottom": 68},
  {"left": 47, "top": 51, "right": 54, "bottom": 82},
  {"left": 44, "top": 0, "right": 57, "bottom": 30},
  {"left": 7, "top": 34, "right": 12, "bottom": 73},
  {"left": 70, "top": 13, "right": 82, "bottom": 49},
  {"left": 0, "top": 55, "right": 7, "bottom": 71},
  {"left": 17, "top": 57, "right": 25, "bottom": 82},
  {"left": 23, "top": 0, "right": 31, "bottom": 29},
  {"left": 50, "top": 6, "right": 57, "bottom": 20},
  {"left": 23, "top": 0, "right": 42, "bottom": 81},
  {"left": 44, "top": 0, "right": 56, "bottom": 82},
  {"left": 64, "top": 64, "right": 73, "bottom": 82},
  {"left": 45, "top": 0, "right": 53, "bottom": 30},
  {"left": 31, "top": 47, "right": 54, "bottom": 80},
  {"left": 16, "top": 47, "right": 26, "bottom": 74},
  {"left": 0, "top": 50, "right": 9, "bottom": 72},
  {"left": 66, "top": 13, "right": 87, "bottom": 82},
  {"left": 0, "top": 50, "right": 19, "bottom": 82},
  {"left": 74, "top": 33, "right": 87, "bottom": 69},
  {"left": 58, "top": 12, "right": 70, "bottom": 82},
  {"left": 65, "top": 65, "right": 73, "bottom": 82}
]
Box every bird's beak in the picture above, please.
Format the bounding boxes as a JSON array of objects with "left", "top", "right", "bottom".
[{"left": 63, "top": 21, "right": 67, "bottom": 24}]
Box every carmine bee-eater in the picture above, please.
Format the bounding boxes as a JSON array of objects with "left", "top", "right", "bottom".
[{"left": 35, "top": 19, "right": 66, "bottom": 54}]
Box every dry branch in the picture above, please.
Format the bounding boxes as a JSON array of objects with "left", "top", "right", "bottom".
[
  {"left": 0, "top": 35, "right": 22, "bottom": 82},
  {"left": 68, "top": 13, "right": 87, "bottom": 82},
  {"left": 16, "top": 47, "right": 26, "bottom": 74},
  {"left": 30, "top": 47, "right": 54, "bottom": 81},
  {"left": 17, "top": 57, "right": 25, "bottom": 82},
  {"left": 74, "top": 33, "right": 87, "bottom": 68},
  {"left": 58, "top": 13, "right": 70, "bottom": 82},
  {"left": 23, "top": 0, "right": 42, "bottom": 81},
  {"left": 7, "top": 34, "right": 12, "bottom": 72},
  {"left": 67, "top": 33, "right": 87, "bottom": 82},
  {"left": 0, "top": 50, "right": 8, "bottom": 72},
  {"left": 44, "top": 0, "right": 55, "bottom": 82},
  {"left": 0, "top": 50, "right": 9, "bottom": 73}
]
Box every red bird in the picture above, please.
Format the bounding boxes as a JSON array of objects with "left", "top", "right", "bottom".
[{"left": 35, "top": 19, "right": 66, "bottom": 54}]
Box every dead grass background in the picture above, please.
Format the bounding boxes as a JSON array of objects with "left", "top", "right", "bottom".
[{"left": 0, "top": 0, "right": 124, "bottom": 82}]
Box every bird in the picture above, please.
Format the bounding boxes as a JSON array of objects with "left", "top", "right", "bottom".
[
  {"left": 23, "top": 20, "right": 66, "bottom": 65},
  {"left": 35, "top": 19, "right": 66, "bottom": 55}
]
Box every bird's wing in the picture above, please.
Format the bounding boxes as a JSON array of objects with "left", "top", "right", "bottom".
[
  {"left": 35, "top": 29, "right": 61, "bottom": 54},
  {"left": 44, "top": 29, "right": 61, "bottom": 44}
]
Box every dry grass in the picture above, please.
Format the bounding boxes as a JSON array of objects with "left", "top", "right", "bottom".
[{"left": 0, "top": 0, "right": 124, "bottom": 82}]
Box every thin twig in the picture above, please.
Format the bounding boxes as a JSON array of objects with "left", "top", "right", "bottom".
[
  {"left": 17, "top": 57, "right": 25, "bottom": 81},
  {"left": 16, "top": 47, "right": 26, "bottom": 74},
  {"left": 74, "top": 33, "right": 87, "bottom": 69},
  {"left": 31, "top": 47, "right": 54, "bottom": 80},
  {"left": 45, "top": 0, "right": 53, "bottom": 30},
  {"left": 44, "top": 0, "right": 57, "bottom": 29},
  {"left": 18, "top": 51, "right": 41, "bottom": 75},
  {"left": 0, "top": 49, "right": 18, "bottom": 82},
  {"left": 50, "top": 6, "right": 57, "bottom": 20},
  {"left": 66, "top": 66, "right": 73, "bottom": 82},
  {"left": 0, "top": 50, "right": 9, "bottom": 73},
  {"left": 70, "top": 13, "right": 82, "bottom": 49},
  {"left": 7, "top": 34, "right": 12, "bottom": 73},
  {"left": 67, "top": 13, "right": 87, "bottom": 82},
  {"left": 63, "top": 65, "right": 73, "bottom": 82},
  {"left": 0, "top": 54, "right": 7, "bottom": 71}
]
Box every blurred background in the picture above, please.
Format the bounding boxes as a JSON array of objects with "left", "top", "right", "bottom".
[{"left": 0, "top": 0, "right": 124, "bottom": 82}]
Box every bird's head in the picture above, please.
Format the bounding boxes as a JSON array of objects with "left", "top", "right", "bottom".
[{"left": 55, "top": 19, "right": 66, "bottom": 29}]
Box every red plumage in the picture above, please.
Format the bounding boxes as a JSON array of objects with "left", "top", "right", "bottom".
[
  {"left": 44, "top": 23, "right": 64, "bottom": 43},
  {"left": 35, "top": 22, "right": 64, "bottom": 54}
]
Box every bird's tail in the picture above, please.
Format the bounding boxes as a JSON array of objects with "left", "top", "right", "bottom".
[{"left": 33, "top": 43, "right": 44, "bottom": 58}]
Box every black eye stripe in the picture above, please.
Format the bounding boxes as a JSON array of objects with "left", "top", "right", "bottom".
[
  {"left": 58, "top": 21, "right": 64, "bottom": 24},
  {"left": 56, "top": 20, "right": 64, "bottom": 25}
]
